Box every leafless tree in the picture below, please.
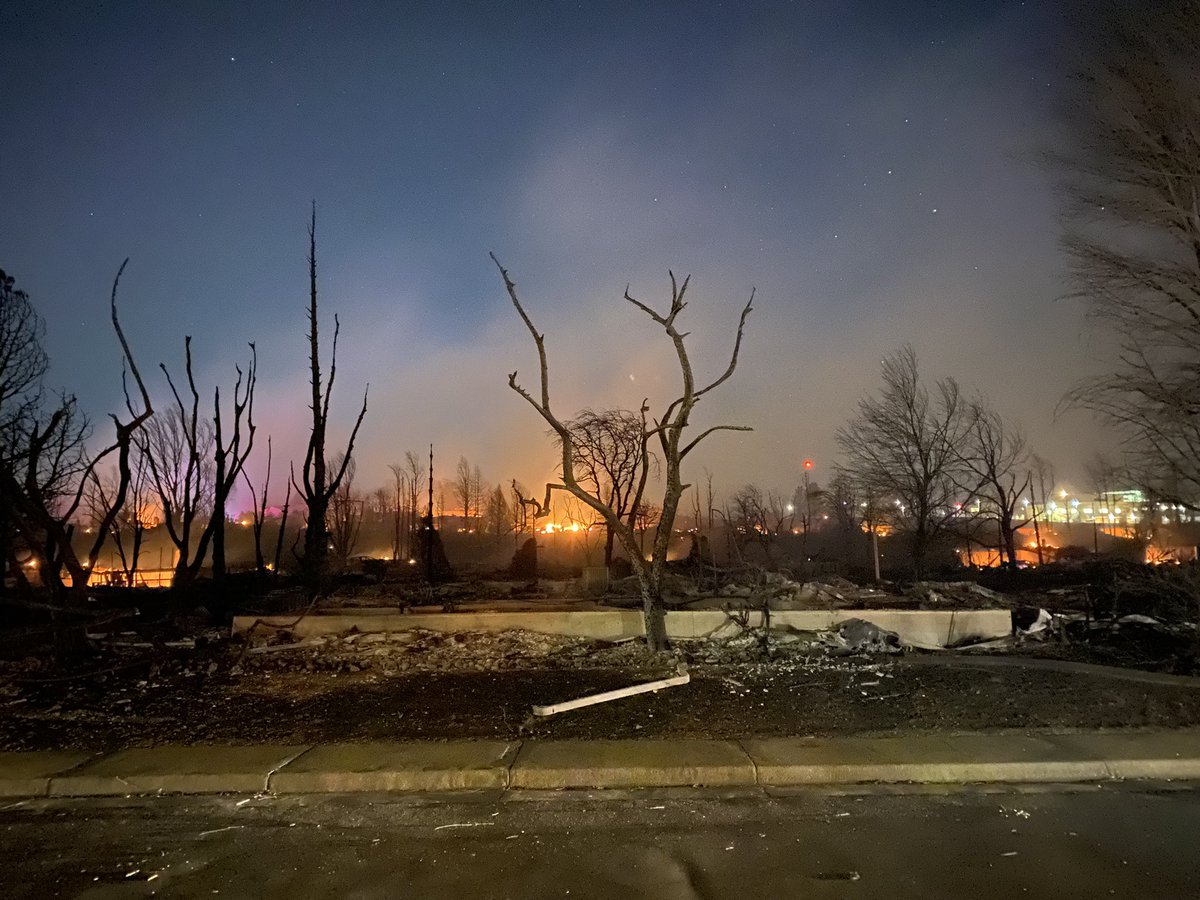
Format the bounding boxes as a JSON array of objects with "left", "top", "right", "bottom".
[
  {"left": 386, "top": 463, "right": 406, "bottom": 559},
  {"left": 86, "top": 449, "right": 153, "bottom": 586},
  {"left": 241, "top": 435, "right": 275, "bottom": 576},
  {"left": 209, "top": 344, "right": 257, "bottom": 582},
  {"left": 510, "top": 479, "right": 534, "bottom": 546},
  {"left": 828, "top": 469, "right": 891, "bottom": 580},
  {"left": 1058, "top": 1, "right": 1200, "bottom": 510},
  {"left": 561, "top": 495, "right": 603, "bottom": 565},
  {"left": 729, "top": 484, "right": 793, "bottom": 567},
  {"left": 483, "top": 483, "right": 511, "bottom": 539},
  {"left": 371, "top": 487, "right": 389, "bottom": 524},
  {"left": 0, "top": 268, "right": 51, "bottom": 599},
  {"left": 387, "top": 453, "right": 427, "bottom": 561},
  {"left": 403, "top": 449, "right": 426, "bottom": 555},
  {"left": 141, "top": 335, "right": 253, "bottom": 588},
  {"left": 632, "top": 502, "right": 661, "bottom": 557},
  {"left": 1026, "top": 454, "right": 1056, "bottom": 564},
  {"left": 294, "top": 205, "right": 369, "bottom": 594},
  {"left": 824, "top": 472, "right": 862, "bottom": 537},
  {"left": 0, "top": 269, "right": 48, "bottom": 446},
  {"left": 328, "top": 453, "right": 363, "bottom": 566},
  {"left": 836, "top": 345, "right": 974, "bottom": 578},
  {"left": 0, "top": 262, "right": 153, "bottom": 636},
  {"left": 1085, "top": 451, "right": 1123, "bottom": 554},
  {"left": 272, "top": 472, "right": 293, "bottom": 575},
  {"left": 496, "top": 256, "right": 753, "bottom": 649},
  {"left": 565, "top": 407, "right": 657, "bottom": 567},
  {"left": 139, "top": 384, "right": 214, "bottom": 582},
  {"left": 958, "top": 400, "right": 1032, "bottom": 568},
  {"left": 471, "top": 465, "right": 483, "bottom": 526},
  {"left": 454, "top": 456, "right": 475, "bottom": 532}
]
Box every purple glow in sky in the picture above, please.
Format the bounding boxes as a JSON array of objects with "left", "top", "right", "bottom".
[{"left": 0, "top": 1, "right": 1109, "bottom": 508}]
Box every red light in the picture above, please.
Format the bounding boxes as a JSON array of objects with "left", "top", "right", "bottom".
[{"left": 802, "top": 459, "right": 814, "bottom": 470}]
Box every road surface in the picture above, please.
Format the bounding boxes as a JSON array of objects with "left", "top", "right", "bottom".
[{"left": 2, "top": 782, "right": 1197, "bottom": 898}]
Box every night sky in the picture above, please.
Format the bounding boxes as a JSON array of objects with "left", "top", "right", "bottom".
[{"left": 0, "top": 1, "right": 1108, "bottom": 509}]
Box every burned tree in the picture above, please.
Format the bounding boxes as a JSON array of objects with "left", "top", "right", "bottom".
[
  {"left": 495, "top": 255, "right": 753, "bottom": 649},
  {"left": 566, "top": 408, "right": 656, "bottom": 567},
  {"left": 483, "top": 483, "right": 511, "bottom": 539},
  {"left": 209, "top": 344, "right": 257, "bottom": 583},
  {"left": 836, "top": 345, "right": 973, "bottom": 578},
  {"left": 454, "top": 456, "right": 476, "bottom": 532},
  {"left": 85, "top": 449, "right": 153, "bottom": 586},
  {"left": 0, "top": 268, "right": 49, "bottom": 600},
  {"left": 957, "top": 400, "right": 1032, "bottom": 568},
  {"left": 0, "top": 262, "right": 152, "bottom": 639},
  {"left": 294, "top": 205, "right": 369, "bottom": 595},
  {"left": 142, "top": 337, "right": 255, "bottom": 588},
  {"left": 387, "top": 452, "right": 426, "bottom": 561},
  {"left": 728, "top": 484, "right": 793, "bottom": 567},
  {"left": 386, "top": 462, "right": 406, "bottom": 560},
  {"left": 242, "top": 435, "right": 275, "bottom": 576},
  {"left": 272, "top": 473, "right": 293, "bottom": 575},
  {"left": 328, "top": 453, "right": 364, "bottom": 567},
  {"left": 139, "top": 343, "right": 214, "bottom": 587}
]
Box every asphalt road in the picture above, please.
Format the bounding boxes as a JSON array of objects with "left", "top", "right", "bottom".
[{"left": 2, "top": 783, "right": 1197, "bottom": 899}]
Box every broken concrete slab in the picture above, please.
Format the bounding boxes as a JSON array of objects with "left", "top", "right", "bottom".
[
  {"left": 509, "top": 739, "right": 756, "bottom": 789},
  {"left": 269, "top": 741, "right": 517, "bottom": 792},
  {"left": 741, "top": 733, "right": 1112, "bottom": 784},
  {"left": 0, "top": 750, "right": 97, "bottom": 797},
  {"left": 49, "top": 745, "right": 310, "bottom": 797}
]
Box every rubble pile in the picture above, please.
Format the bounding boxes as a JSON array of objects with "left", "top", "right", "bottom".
[
  {"left": 239, "top": 627, "right": 666, "bottom": 676},
  {"left": 904, "top": 581, "right": 1008, "bottom": 609},
  {"left": 822, "top": 617, "right": 905, "bottom": 653},
  {"left": 238, "top": 616, "right": 920, "bottom": 676}
]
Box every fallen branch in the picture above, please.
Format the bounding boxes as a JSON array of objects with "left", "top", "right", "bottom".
[{"left": 532, "top": 664, "right": 689, "bottom": 717}]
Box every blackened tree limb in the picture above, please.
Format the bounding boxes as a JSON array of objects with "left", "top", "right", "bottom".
[{"left": 495, "top": 254, "right": 754, "bottom": 649}]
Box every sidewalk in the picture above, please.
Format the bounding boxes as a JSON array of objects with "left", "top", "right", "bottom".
[{"left": 3, "top": 730, "right": 1200, "bottom": 798}]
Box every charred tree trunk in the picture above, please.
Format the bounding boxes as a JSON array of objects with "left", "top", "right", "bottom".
[
  {"left": 495, "top": 257, "right": 752, "bottom": 651},
  {"left": 273, "top": 475, "right": 292, "bottom": 576},
  {"left": 294, "top": 204, "right": 368, "bottom": 597}
]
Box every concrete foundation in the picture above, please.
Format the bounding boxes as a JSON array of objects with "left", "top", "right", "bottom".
[{"left": 232, "top": 607, "right": 1011, "bottom": 648}]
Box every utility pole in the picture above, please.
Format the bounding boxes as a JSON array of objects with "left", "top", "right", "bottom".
[
  {"left": 872, "top": 526, "right": 881, "bottom": 583},
  {"left": 426, "top": 443, "right": 435, "bottom": 581},
  {"left": 801, "top": 458, "right": 814, "bottom": 559}
]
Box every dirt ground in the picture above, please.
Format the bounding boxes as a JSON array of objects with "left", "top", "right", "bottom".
[{"left": 2, "top": 625, "right": 1199, "bottom": 752}]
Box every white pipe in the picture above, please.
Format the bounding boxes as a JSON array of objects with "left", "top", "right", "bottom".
[{"left": 532, "top": 665, "right": 690, "bottom": 717}]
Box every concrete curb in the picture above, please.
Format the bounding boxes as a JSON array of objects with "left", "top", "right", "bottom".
[
  {"left": 3, "top": 731, "right": 1199, "bottom": 798},
  {"left": 47, "top": 745, "right": 310, "bottom": 798},
  {"left": 269, "top": 741, "right": 518, "bottom": 793},
  {"left": 509, "top": 739, "right": 757, "bottom": 789}
]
